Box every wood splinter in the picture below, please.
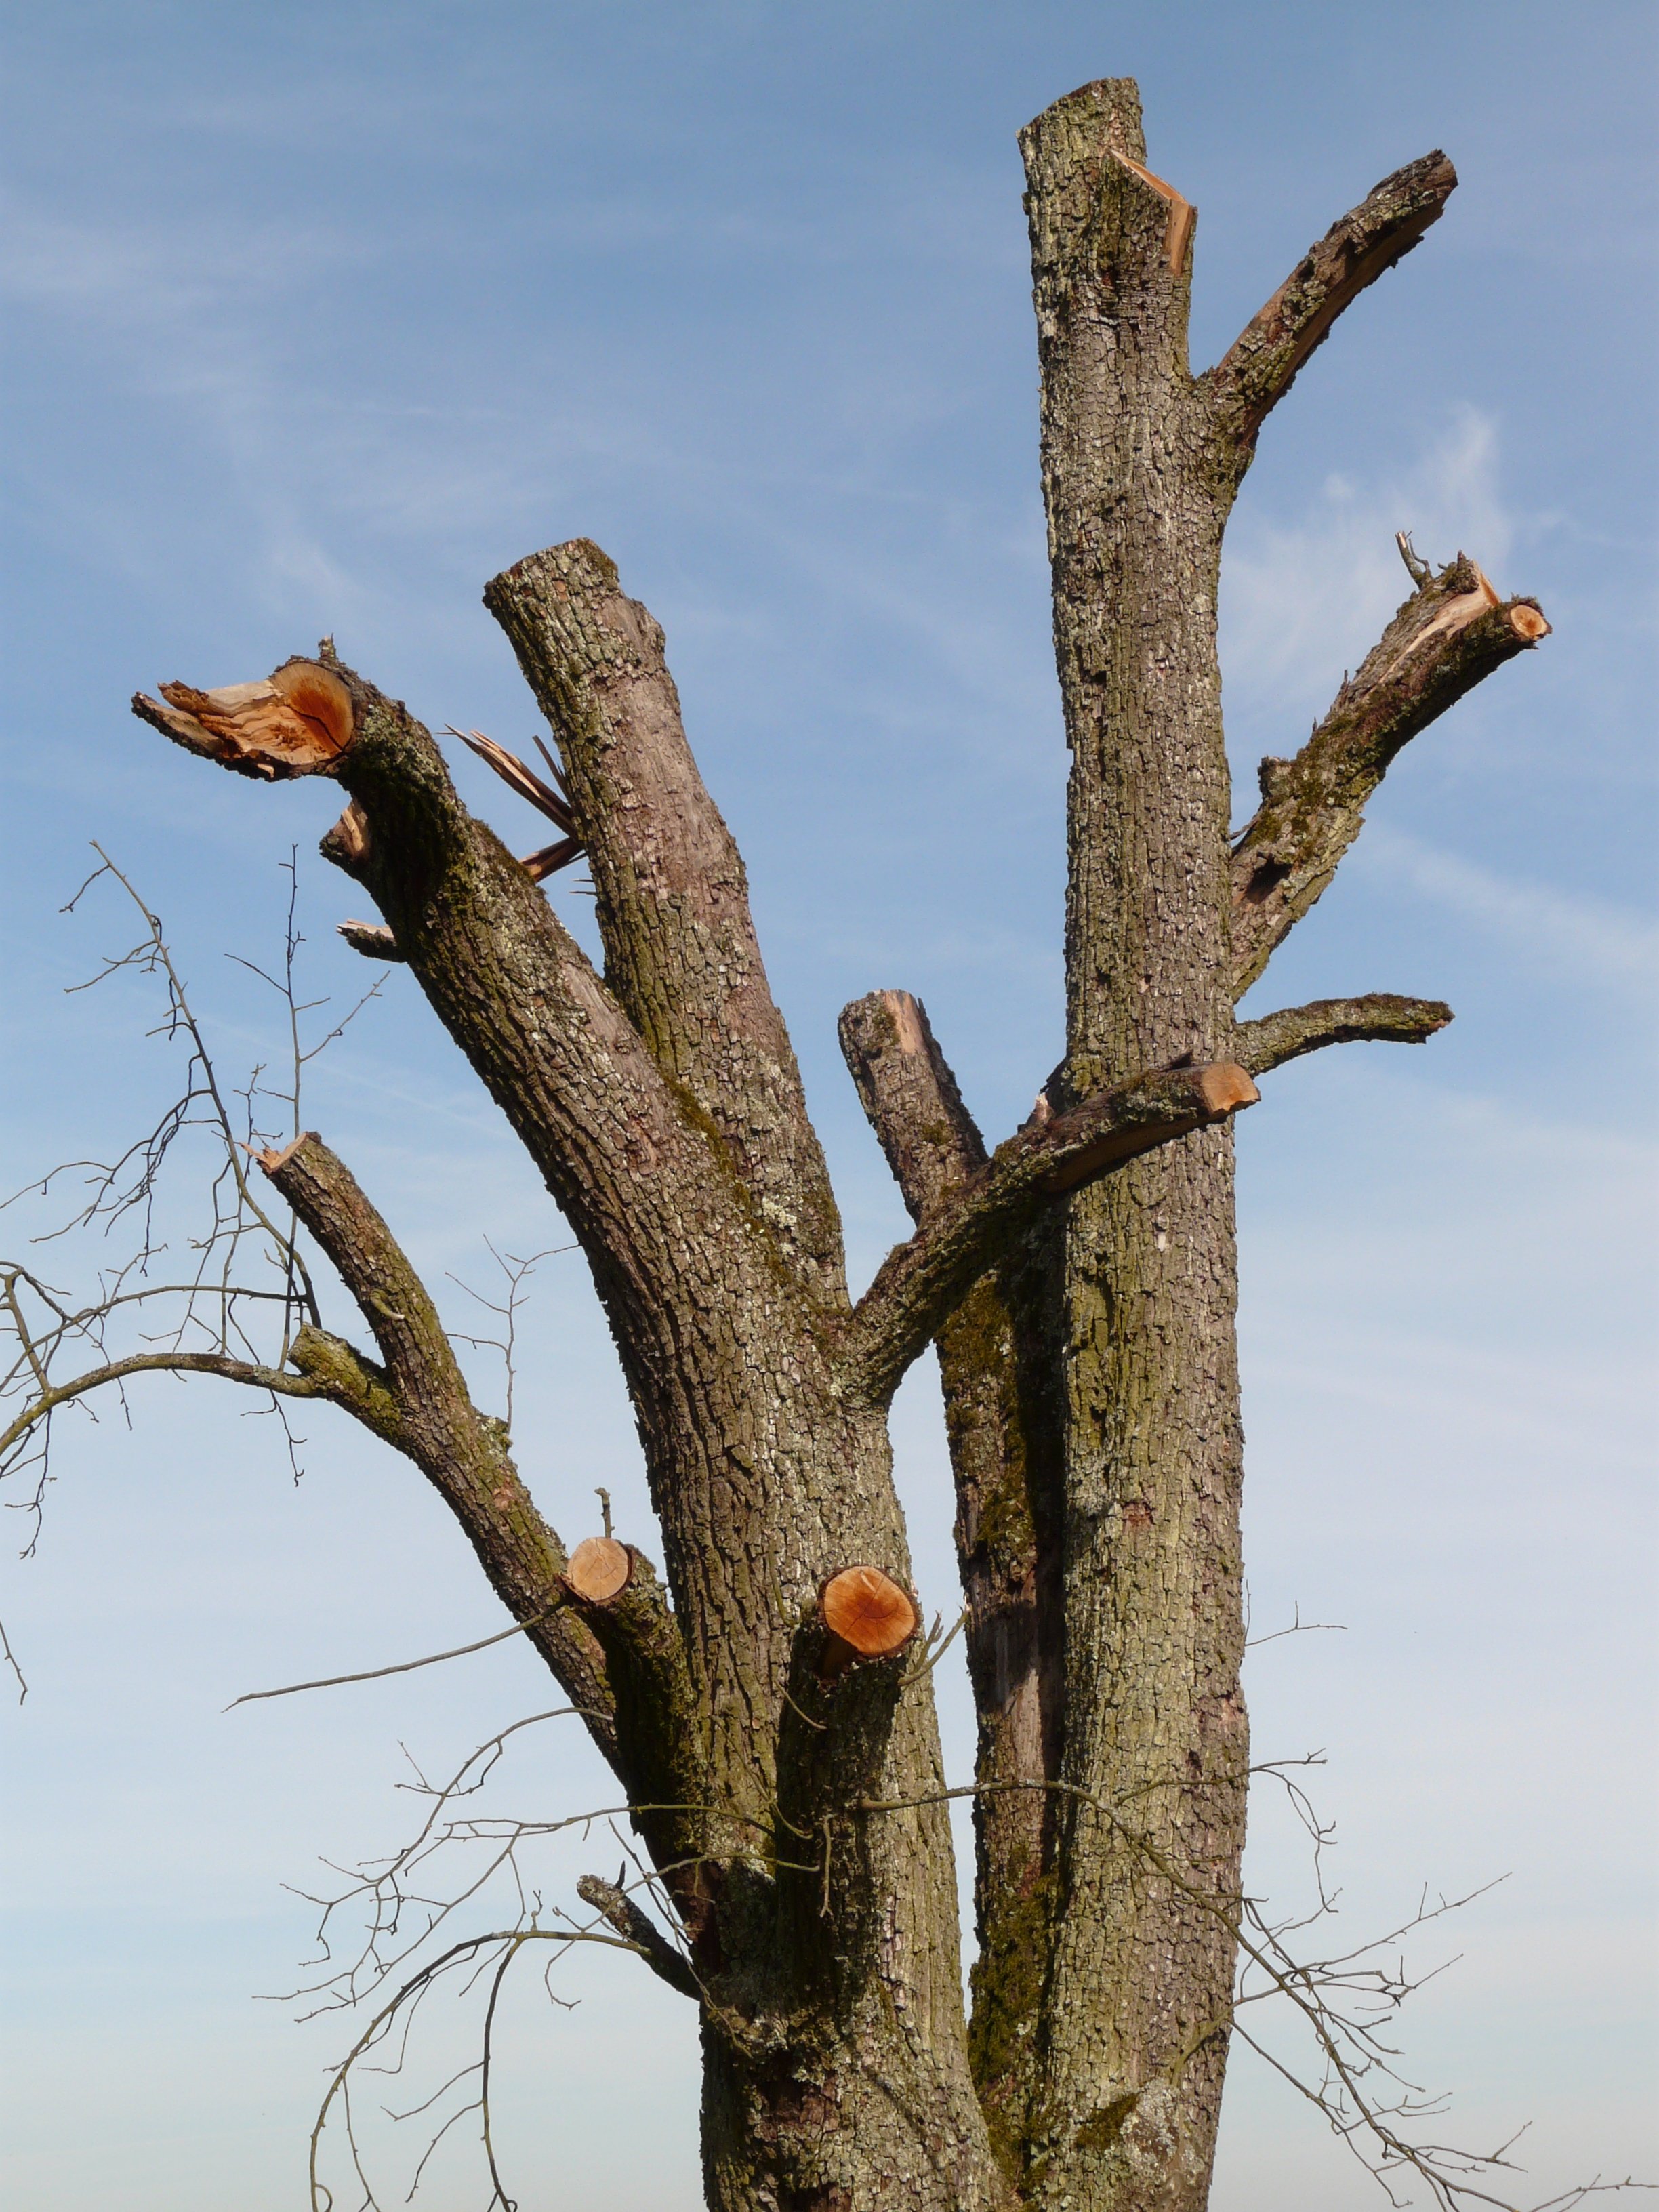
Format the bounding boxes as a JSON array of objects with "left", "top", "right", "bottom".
[
  {"left": 133, "top": 658, "right": 354, "bottom": 779},
  {"left": 563, "top": 1534, "right": 634, "bottom": 1605},
  {"left": 1109, "top": 148, "right": 1195, "bottom": 274},
  {"left": 817, "top": 1565, "right": 920, "bottom": 1679}
]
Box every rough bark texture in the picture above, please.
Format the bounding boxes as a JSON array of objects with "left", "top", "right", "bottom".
[
  {"left": 483, "top": 541, "right": 845, "bottom": 1303},
  {"left": 1014, "top": 82, "right": 1248, "bottom": 2207},
  {"left": 840, "top": 990, "right": 1069, "bottom": 2177},
  {"left": 116, "top": 72, "right": 1549, "bottom": 2212}
]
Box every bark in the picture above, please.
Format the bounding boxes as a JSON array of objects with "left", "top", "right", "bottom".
[
  {"left": 483, "top": 541, "right": 846, "bottom": 1304},
  {"left": 139, "top": 647, "right": 1023, "bottom": 2207},
  {"left": 255, "top": 1132, "right": 626, "bottom": 1779},
  {"left": 1206, "top": 152, "right": 1457, "bottom": 451},
  {"left": 1015, "top": 81, "right": 1246, "bottom": 2208},
  {"left": 1234, "top": 994, "right": 1452, "bottom": 1076},
  {"left": 840, "top": 991, "right": 1069, "bottom": 2177}
]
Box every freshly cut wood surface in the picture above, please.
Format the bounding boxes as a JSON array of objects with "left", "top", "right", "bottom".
[
  {"left": 819, "top": 1565, "right": 919, "bottom": 1658},
  {"left": 565, "top": 1535, "right": 633, "bottom": 1603},
  {"left": 1195, "top": 1063, "right": 1260, "bottom": 1115}
]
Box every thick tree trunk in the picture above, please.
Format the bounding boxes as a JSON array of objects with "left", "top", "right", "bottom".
[{"left": 1017, "top": 82, "right": 1246, "bottom": 2210}]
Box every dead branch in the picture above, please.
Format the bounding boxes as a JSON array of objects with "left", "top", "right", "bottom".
[
  {"left": 838, "top": 990, "right": 987, "bottom": 1223},
  {"left": 0, "top": 1347, "right": 334, "bottom": 1465},
  {"left": 338, "top": 918, "right": 403, "bottom": 961},
  {"left": 226, "top": 1607, "right": 575, "bottom": 1709},
  {"left": 0, "top": 863, "right": 387, "bottom": 1542},
  {"left": 575, "top": 1872, "right": 700, "bottom": 1999}
]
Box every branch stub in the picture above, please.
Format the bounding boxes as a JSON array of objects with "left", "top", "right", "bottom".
[
  {"left": 818, "top": 1566, "right": 919, "bottom": 1662},
  {"left": 565, "top": 1536, "right": 634, "bottom": 1605}
]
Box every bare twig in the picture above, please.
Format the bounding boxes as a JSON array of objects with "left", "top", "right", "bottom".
[{"left": 226, "top": 1606, "right": 572, "bottom": 1709}]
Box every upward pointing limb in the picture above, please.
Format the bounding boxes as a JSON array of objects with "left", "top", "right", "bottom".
[
  {"left": 1206, "top": 151, "right": 1459, "bottom": 455},
  {"left": 483, "top": 541, "right": 846, "bottom": 1303},
  {"left": 1231, "top": 546, "right": 1550, "bottom": 998}
]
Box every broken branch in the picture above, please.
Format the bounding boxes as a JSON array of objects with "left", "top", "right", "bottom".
[
  {"left": 1208, "top": 151, "right": 1458, "bottom": 450},
  {"left": 337, "top": 919, "right": 403, "bottom": 962},
  {"left": 133, "top": 658, "right": 354, "bottom": 780},
  {"left": 575, "top": 1873, "right": 700, "bottom": 2000},
  {"left": 837, "top": 990, "right": 987, "bottom": 1223},
  {"left": 1231, "top": 550, "right": 1549, "bottom": 996}
]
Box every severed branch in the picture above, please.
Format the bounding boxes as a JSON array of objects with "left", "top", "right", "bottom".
[
  {"left": 837, "top": 990, "right": 987, "bottom": 1223},
  {"left": 1231, "top": 548, "right": 1550, "bottom": 996},
  {"left": 556, "top": 1536, "right": 715, "bottom": 1954},
  {"left": 1235, "top": 994, "right": 1452, "bottom": 1078},
  {"left": 839, "top": 1059, "right": 1258, "bottom": 1404},
  {"left": 337, "top": 918, "right": 403, "bottom": 962},
  {"left": 133, "top": 659, "right": 355, "bottom": 778},
  {"left": 1207, "top": 151, "right": 1459, "bottom": 452}
]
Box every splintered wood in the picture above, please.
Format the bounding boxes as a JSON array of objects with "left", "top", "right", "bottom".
[
  {"left": 1108, "top": 147, "right": 1195, "bottom": 273},
  {"left": 564, "top": 1535, "right": 633, "bottom": 1603},
  {"left": 134, "top": 658, "right": 354, "bottom": 778},
  {"left": 819, "top": 1566, "right": 919, "bottom": 1662}
]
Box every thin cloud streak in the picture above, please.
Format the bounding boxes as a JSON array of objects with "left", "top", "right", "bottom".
[{"left": 1356, "top": 823, "right": 1659, "bottom": 987}]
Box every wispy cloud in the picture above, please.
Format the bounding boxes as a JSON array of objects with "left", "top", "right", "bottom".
[{"left": 1356, "top": 824, "right": 1659, "bottom": 989}]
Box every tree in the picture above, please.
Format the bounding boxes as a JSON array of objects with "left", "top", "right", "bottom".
[{"left": 2, "top": 76, "right": 1561, "bottom": 2212}]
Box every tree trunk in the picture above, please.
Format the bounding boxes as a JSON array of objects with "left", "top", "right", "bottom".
[{"left": 1019, "top": 82, "right": 1246, "bottom": 2211}]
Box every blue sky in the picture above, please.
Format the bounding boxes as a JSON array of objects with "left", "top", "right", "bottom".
[{"left": 1, "top": 3, "right": 1654, "bottom": 2207}]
